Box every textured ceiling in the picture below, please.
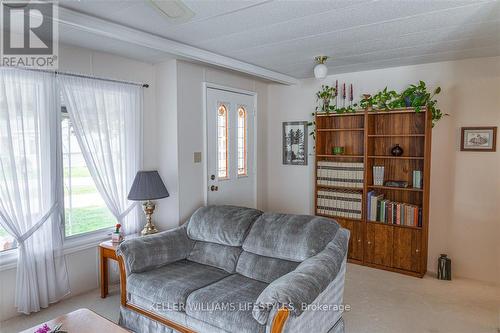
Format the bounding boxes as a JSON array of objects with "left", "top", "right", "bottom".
[{"left": 59, "top": 0, "right": 500, "bottom": 78}]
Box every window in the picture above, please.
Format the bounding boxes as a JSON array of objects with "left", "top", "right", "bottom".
[
  {"left": 61, "top": 112, "right": 115, "bottom": 237},
  {"left": 237, "top": 106, "right": 247, "bottom": 176},
  {"left": 217, "top": 104, "right": 229, "bottom": 179}
]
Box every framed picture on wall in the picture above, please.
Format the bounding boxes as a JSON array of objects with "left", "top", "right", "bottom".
[
  {"left": 460, "top": 127, "right": 497, "bottom": 152},
  {"left": 283, "top": 121, "right": 308, "bottom": 165}
]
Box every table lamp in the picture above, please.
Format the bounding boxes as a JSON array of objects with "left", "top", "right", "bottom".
[{"left": 128, "top": 171, "right": 169, "bottom": 236}]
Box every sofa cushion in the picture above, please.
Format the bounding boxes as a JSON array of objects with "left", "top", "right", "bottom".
[
  {"left": 187, "top": 205, "right": 262, "bottom": 246},
  {"left": 186, "top": 274, "right": 267, "bottom": 333},
  {"left": 187, "top": 241, "right": 242, "bottom": 273},
  {"left": 243, "top": 213, "right": 340, "bottom": 262},
  {"left": 127, "top": 260, "right": 229, "bottom": 311},
  {"left": 236, "top": 251, "right": 299, "bottom": 283},
  {"left": 252, "top": 228, "right": 350, "bottom": 324}
]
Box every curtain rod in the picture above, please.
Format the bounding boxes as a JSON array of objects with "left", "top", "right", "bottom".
[{"left": 3, "top": 66, "right": 149, "bottom": 88}]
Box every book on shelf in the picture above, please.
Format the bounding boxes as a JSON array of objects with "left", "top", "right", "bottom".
[
  {"left": 317, "top": 161, "right": 364, "bottom": 188},
  {"left": 367, "top": 193, "right": 422, "bottom": 227},
  {"left": 413, "top": 170, "right": 422, "bottom": 189},
  {"left": 372, "top": 165, "right": 384, "bottom": 186},
  {"left": 317, "top": 189, "right": 362, "bottom": 219}
]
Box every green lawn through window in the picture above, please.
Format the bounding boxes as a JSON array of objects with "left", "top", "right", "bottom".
[{"left": 65, "top": 206, "right": 115, "bottom": 237}]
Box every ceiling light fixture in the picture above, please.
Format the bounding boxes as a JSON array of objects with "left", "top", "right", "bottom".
[
  {"left": 314, "top": 56, "right": 328, "bottom": 79},
  {"left": 149, "top": 0, "right": 195, "bottom": 21}
]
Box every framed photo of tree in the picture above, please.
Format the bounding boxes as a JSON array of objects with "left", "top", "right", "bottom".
[{"left": 282, "top": 121, "right": 308, "bottom": 165}]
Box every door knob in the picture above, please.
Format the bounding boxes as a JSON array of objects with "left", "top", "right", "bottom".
[
  {"left": 210, "top": 175, "right": 215, "bottom": 180},
  {"left": 210, "top": 185, "right": 219, "bottom": 192}
]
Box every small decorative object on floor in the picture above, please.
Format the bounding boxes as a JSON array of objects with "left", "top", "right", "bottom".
[
  {"left": 384, "top": 180, "right": 408, "bottom": 188},
  {"left": 283, "top": 121, "right": 308, "bottom": 165},
  {"left": 391, "top": 144, "right": 404, "bottom": 156},
  {"left": 111, "top": 223, "right": 123, "bottom": 243},
  {"left": 373, "top": 165, "right": 385, "bottom": 185},
  {"left": 460, "top": 126, "right": 497, "bottom": 152},
  {"left": 332, "top": 146, "right": 344, "bottom": 155},
  {"left": 35, "top": 323, "right": 66, "bottom": 333},
  {"left": 437, "top": 254, "right": 452, "bottom": 280},
  {"left": 413, "top": 170, "right": 422, "bottom": 189}
]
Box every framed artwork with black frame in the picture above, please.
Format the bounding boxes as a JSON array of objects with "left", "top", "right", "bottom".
[
  {"left": 282, "top": 121, "right": 308, "bottom": 165},
  {"left": 460, "top": 127, "right": 497, "bottom": 152}
]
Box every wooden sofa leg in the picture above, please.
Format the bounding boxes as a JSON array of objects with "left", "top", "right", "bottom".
[
  {"left": 117, "top": 255, "right": 128, "bottom": 307},
  {"left": 271, "top": 308, "right": 289, "bottom": 333}
]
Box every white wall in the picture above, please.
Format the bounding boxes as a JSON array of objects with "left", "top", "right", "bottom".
[
  {"left": 265, "top": 56, "right": 500, "bottom": 285},
  {"left": 155, "top": 60, "right": 269, "bottom": 226},
  {"left": 0, "top": 44, "right": 157, "bottom": 321},
  {"left": 155, "top": 60, "right": 180, "bottom": 230}
]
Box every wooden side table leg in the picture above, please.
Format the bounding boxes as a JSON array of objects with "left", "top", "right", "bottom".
[{"left": 100, "top": 247, "right": 108, "bottom": 298}]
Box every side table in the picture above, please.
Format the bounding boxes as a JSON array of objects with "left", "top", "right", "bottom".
[{"left": 99, "top": 239, "right": 119, "bottom": 298}]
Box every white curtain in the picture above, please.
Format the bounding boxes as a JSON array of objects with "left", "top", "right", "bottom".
[
  {"left": 0, "top": 68, "right": 70, "bottom": 314},
  {"left": 59, "top": 76, "right": 142, "bottom": 235}
]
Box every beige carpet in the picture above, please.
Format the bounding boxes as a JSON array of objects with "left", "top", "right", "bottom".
[{"left": 1, "top": 264, "right": 499, "bottom": 333}]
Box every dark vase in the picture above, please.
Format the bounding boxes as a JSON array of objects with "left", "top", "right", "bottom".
[{"left": 391, "top": 144, "right": 403, "bottom": 156}]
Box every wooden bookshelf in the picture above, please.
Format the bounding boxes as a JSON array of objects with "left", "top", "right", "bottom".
[{"left": 314, "top": 107, "right": 431, "bottom": 277}]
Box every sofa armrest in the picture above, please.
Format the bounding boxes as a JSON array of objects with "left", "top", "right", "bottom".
[
  {"left": 253, "top": 228, "right": 349, "bottom": 325},
  {"left": 116, "top": 224, "right": 195, "bottom": 275}
]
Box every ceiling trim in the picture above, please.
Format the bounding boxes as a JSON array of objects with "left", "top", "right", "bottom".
[{"left": 55, "top": 7, "right": 299, "bottom": 85}]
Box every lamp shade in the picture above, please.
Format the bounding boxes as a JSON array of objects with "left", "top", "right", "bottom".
[{"left": 128, "top": 171, "right": 169, "bottom": 201}]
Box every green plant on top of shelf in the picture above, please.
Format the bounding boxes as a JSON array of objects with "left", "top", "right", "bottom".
[
  {"left": 315, "top": 85, "right": 337, "bottom": 114},
  {"left": 357, "top": 81, "right": 446, "bottom": 126},
  {"left": 310, "top": 81, "right": 446, "bottom": 140},
  {"left": 373, "top": 87, "right": 402, "bottom": 110},
  {"left": 400, "top": 81, "right": 444, "bottom": 125}
]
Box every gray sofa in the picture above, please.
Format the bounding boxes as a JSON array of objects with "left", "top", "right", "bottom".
[{"left": 117, "top": 205, "right": 349, "bottom": 333}]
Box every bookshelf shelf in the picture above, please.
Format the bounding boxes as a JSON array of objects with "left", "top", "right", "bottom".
[
  {"left": 367, "top": 134, "right": 425, "bottom": 138},
  {"left": 316, "top": 154, "right": 364, "bottom": 158},
  {"left": 316, "top": 112, "right": 365, "bottom": 117},
  {"left": 366, "top": 220, "right": 422, "bottom": 230},
  {"left": 368, "top": 185, "right": 423, "bottom": 192},
  {"left": 315, "top": 107, "right": 431, "bottom": 278},
  {"left": 368, "top": 155, "right": 424, "bottom": 160},
  {"left": 367, "top": 109, "right": 426, "bottom": 115},
  {"left": 317, "top": 128, "right": 364, "bottom": 132},
  {"left": 318, "top": 185, "right": 364, "bottom": 191},
  {"left": 316, "top": 213, "right": 363, "bottom": 222}
]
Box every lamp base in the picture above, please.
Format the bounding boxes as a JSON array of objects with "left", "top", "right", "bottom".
[{"left": 141, "top": 200, "right": 159, "bottom": 236}]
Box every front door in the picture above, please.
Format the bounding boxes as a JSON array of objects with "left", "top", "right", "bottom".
[{"left": 206, "top": 87, "right": 255, "bottom": 208}]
